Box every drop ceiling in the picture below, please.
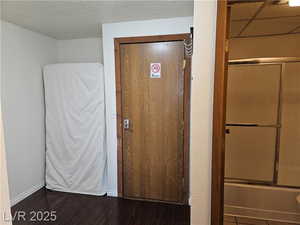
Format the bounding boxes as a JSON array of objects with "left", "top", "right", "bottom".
[
  {"left": 230, "top": 1, "right": 300, "bottom": 38},
  {"left": 1, "top": 1, "right": 194, "bottom": 40}
]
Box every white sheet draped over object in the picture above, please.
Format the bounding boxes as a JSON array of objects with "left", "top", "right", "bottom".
[{"left": 44, "top": 63, "right": 106, "bottom": 196}]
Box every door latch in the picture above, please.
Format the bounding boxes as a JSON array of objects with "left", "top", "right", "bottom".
[{"left": 123, "top": 119, "right": 130, "bottom": 129}]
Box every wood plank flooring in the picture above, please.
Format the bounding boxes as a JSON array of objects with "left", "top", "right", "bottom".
[{"left": 11, "top": 188, "right": 190, "bottom": 225}]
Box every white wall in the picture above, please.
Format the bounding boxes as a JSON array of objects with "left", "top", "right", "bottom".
[
  {"left": 1, "top": 21, "right": 57, "bottom": 205},
  {"left": 1, "top": 11, "right": 218, "bottom": 225},
  {"left": 0, "top": 106, "right": 11, "bottom": 224},
  {"left": 190, "top": 1, "right": 217, "bottom": 225},
  {"left": 102, "top": 16, "right": 193, "bottom": 196},
  {"left": 57, "top": 38, "right": 103, "bottom": 63},
  {"left": 0, "top": 21, "right": 12, "bottom": 225}
]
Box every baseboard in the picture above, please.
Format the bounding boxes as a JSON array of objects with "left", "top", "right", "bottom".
[{"left": 11, "top": 183, "right": 45, "bottom": 206}]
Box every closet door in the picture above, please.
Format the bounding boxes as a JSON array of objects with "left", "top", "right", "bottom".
[
  {"left": 225, "top": 64, "right": 281, "bottom": 181},
  {"left": 278, "top": 62, "right": 300, "bottom": 187}
]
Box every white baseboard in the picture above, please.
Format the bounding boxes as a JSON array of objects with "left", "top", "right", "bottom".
[{"left": 11, "top": 183, "right": 45, "bottom": 206}]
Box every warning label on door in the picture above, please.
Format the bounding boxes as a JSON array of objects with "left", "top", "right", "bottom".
[{"left": 150, "top": 63, "right": 161, "bottom": 78}]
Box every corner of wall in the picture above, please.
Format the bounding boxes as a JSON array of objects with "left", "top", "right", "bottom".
[{"left": 11, "top": 183, "right": 45, "bottom": 206}]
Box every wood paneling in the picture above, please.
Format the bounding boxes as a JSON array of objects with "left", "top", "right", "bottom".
[{"left": 121, "top": 41, "right": 184, "bottom": 203}]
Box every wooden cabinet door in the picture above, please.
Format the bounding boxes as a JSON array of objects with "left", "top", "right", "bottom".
[{"left": 120, "top": 41, "right": 185, "bottom": 203}]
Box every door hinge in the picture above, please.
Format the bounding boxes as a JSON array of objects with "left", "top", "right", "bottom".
[{"left": 182, "top": 59, "right": 186, "bottom": 70}]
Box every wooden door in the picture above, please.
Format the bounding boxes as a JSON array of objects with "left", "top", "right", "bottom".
[{"left": 120, "top": 41, "right": 185, "bottom": 203}]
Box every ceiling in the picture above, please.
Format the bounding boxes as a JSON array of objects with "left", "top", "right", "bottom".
[
  {"left": 2, "top": 0, "right": 299, "bottom": 40},
  {"left": 1, "top": 1, "right": 194, "bottom": 40},
  {"left": 230, "top": 1, "right": 300, "bottom": 38}
]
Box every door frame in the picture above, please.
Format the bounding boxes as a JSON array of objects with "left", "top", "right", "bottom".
[
  {"left": 211, "top": 0, "right": 230, "bottom": 225},
  {"left": 114, "top": 33, "right": 191, "bottom": 204}
]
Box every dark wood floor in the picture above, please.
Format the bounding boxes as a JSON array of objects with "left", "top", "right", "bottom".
[{"left": 11, "top": 188, "right": 190, "bottom": 225}]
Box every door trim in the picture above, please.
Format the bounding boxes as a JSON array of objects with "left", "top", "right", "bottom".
[
  {"left": 211, "top": 0, "right": 230, "bottom": 225},
  {"left": 114, "top": 34, "right": 191, "bottom": 204}
]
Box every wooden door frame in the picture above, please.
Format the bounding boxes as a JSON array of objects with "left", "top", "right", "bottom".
[
  {"left": 211, "top": 0, "right": 230, "bottom": 225},
  {"left": 114, "top": 33, "right": 191, "bottom": 204}
]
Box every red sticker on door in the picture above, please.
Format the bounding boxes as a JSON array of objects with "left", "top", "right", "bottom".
[{"left": 150, "top": 63, "right": 161, "bottom": 78}]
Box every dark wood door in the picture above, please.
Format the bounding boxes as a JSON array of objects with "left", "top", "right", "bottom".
[{"left": 120, "top": 41, "right": 185, "bottom": 203}]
